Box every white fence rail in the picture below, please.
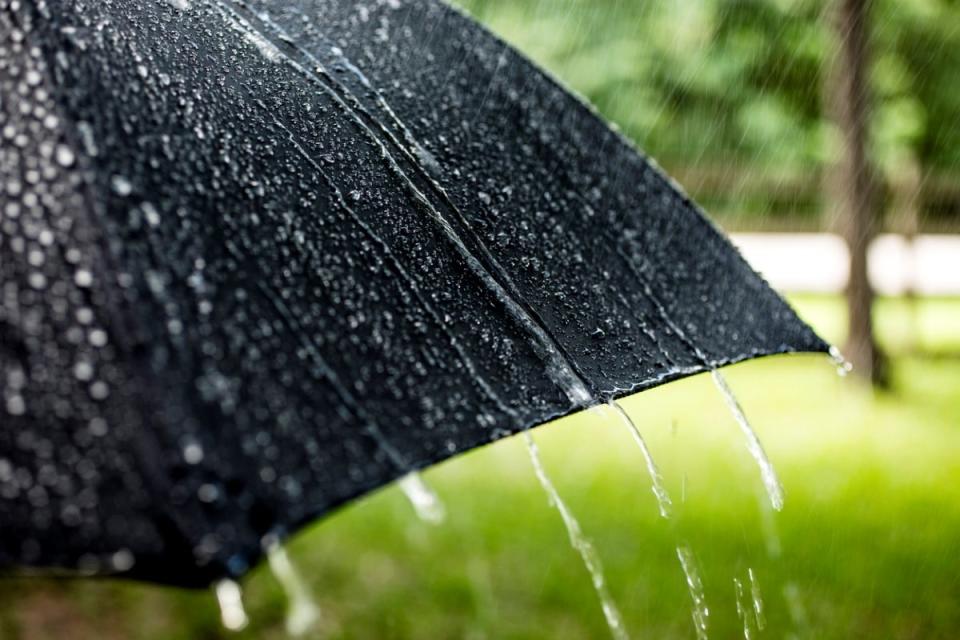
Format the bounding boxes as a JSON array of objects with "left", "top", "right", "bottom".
[{"left": 731, "top": 233, "right": 960, "bottom": 295}]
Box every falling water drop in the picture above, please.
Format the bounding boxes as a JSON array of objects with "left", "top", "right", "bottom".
[
  {"left": 263, "top": 536, "right": 321, "bottom": 636},
  {"left": 524, "top": 432, "right": 629, "bottom": 640},
  {"left": 748, "top": 568, "right": 766, "bottom": 631},
  {"left": 757, "top": 493, "right": 782, "bottom": 558},
  {"left": 595, "top": 401, "right": 672, "bottom": 518},
  {"left": 398, "top": 472, "right": 446, "bottom": 525},
  {"left": 828, "top": 345, "right": 853, "bottom": 377},
  {"left": 676, "top": 545, "right": 709, "bottom": 640},
  {"left": 711, "top": 370, "right": 784, "bottom": 511},
  {"left": 733, "top": 576, "right": 753, "bottom": 640},
  {"left": 214, "top": 579, "right": 249, "bottom": 632},
  {"left": 783, "top": 581, "right": 809, "bottom": 633}
]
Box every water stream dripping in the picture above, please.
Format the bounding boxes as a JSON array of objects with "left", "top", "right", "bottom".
[
  {"left": 676, "top": 546, "right": 709, "bottom": 640},
  {"left": 524, "top": 432, "right": 629, "bottom": 640},
  {"left": 398, "top": 472, "right": 447, "bottom": 525},
  {"left": 264, "top": 536, "right": 321, "bottom": 636},
  {"left": 710, "top": 370, "right": 785, "bottom": 511},
  {"left": 619, "top": 255, "right": 786, "bottom": 512},
  {"left": 214, "top": 579, "right": 249, "bottom": 632},
  {"left": 596, "top": 401, "right": 673, "bottom": 518}
]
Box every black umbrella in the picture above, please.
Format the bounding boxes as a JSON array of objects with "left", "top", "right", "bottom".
[{"left": 0, "top": 0, "right": 826, "bottom": 589}]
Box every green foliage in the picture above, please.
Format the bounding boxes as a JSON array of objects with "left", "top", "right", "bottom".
[{"left": 456, "top": 0, "right": 960, "bottom": 227}]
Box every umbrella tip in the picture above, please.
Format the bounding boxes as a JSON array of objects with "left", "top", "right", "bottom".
[{"left": 828, "top": 346, "right": 854, "bottom": 377}]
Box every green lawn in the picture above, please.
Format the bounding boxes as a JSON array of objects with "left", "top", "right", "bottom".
[{"left": 2, "top": 296, "right": 959, "bottom": 639}]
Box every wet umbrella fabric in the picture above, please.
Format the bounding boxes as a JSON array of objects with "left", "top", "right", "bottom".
[{"left": 0, "top": 0, "right": 827, "bottom": 586}]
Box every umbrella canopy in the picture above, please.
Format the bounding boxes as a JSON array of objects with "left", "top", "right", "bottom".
[{"left": 0, "top": 0, "right": 827, "bottom": 587}]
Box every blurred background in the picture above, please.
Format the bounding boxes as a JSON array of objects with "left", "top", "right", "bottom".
[{"left": 1, "top": 0, "right": 958, "bottom": 637}]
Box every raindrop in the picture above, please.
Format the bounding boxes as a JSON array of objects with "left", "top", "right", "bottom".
[
  {"left": 89, "top": 329, "right": 108, "bottom": 347},
  {"left": 28, "top": 272, "right": 47, "bottom": 290},
  {"left": 748, "top": 568, "right": 765, "bottom": 631},
  {"left": 76, "top": 121, "right": 98, "bottom": 156},
  {"left": 74, "top": 269, "right": 93, "bottom": 288},
  {"left": 733, "top": 576, "right": 753, "bottom": 640},
  {"left": 828, "top": 345, "right": 853, "bottom": 377},
  {"left": 711, "top": 370, "right": 784, "bottom": 511},
  {"left": 197, "top": 483, "right": 219, "bottom": 503},
  {"left": 54, "top": 144, "right": 75, "bottom": 167},
  {"left": 676, "top": 545, "right": 709, "bottom": 640},
  {"left": 110, "top": 175, "right": 133, "bottom": 196},
  {"left": 214, "top": 579, "right": 249, "bottom": 632},
  {"left": 182, "top": 439, "right": 204, "bottom": 465},
  {"left": 397, "top": 472, "right": 446, "bottom": 525},
  {"left": 5, "top": 395, "right": 26, "bottom": 416},
  {"left": 89, "top": 380, "right": 110, "bottom": 401},
  {"left": 88, "top": 418, "right": 108, "bottom": 437},
  {"left": 73, "top": 360, "right": 94, "bottom": 382},
  {"left": 110, "top": 549, "right": 135, "bottom": 572},
  {"left": 142, "top": 202, "right": 161, "bottom": 227},
  {"left": 525, "top": 433, "right": 629, "bottom": 640},
  {"left": 263, "top": 535, "right": 321, "bottom": 636}
]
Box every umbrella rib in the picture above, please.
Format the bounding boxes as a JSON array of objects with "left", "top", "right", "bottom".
[
  {"left": 252, "top": 101, "right": 521, "bottom": 426},
  {"left": 497, "top": 108, "right": 685, "bottom": 373},
  {"left": 615, "top": 247, "right": 714, "bottom": 367},
  {"left": 213, "top": 0, "right": 595, "bottom": 407}
]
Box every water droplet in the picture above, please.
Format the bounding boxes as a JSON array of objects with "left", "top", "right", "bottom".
[
  {"left": 89, "top": 380, "right": 109, "bottom": 401},
  {"left": 748, "top": 568, "right": 765, "bottom": 631},
  {"left": 73, "top": 360, "right": 94, "bottom": 382},
  {"left": 110, "top": 549, "right": 135, "bottom": 572},
  {"left": 182, "top": 440, "right": 204, "bottom": 465},
  {"left": 828, "top": 345, "right": 853, "bottom": 377},
  {"left": 197, "top": 483, "right": 220, "bottom": 503},
  {"left": 5, "top": 395, "right": 26, "bottom": 416},
  {"left": 214, "top": 579, "right": 249, "bottom": 632},
  {"left": 54, "top": 144, "right": 75, "bottom": 167},
  {"left": 74, "top": 269, "right": 93, "bottom": 288},
  {"left": 110, "top": 175, "right": 133, "bottom": 196}
]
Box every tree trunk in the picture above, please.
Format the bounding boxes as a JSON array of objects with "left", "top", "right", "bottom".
[{"left": 825, "top": 0, "right": 886, "bottom": 385}]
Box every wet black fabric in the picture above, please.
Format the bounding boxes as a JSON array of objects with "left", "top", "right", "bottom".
[{"left": 0, "top": 0, "right": 827, "bottom": 587}]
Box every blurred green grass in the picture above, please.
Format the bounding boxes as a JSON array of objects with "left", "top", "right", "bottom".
[{"left": 2, "top": 295, "right": 959, "bottom": 639}]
